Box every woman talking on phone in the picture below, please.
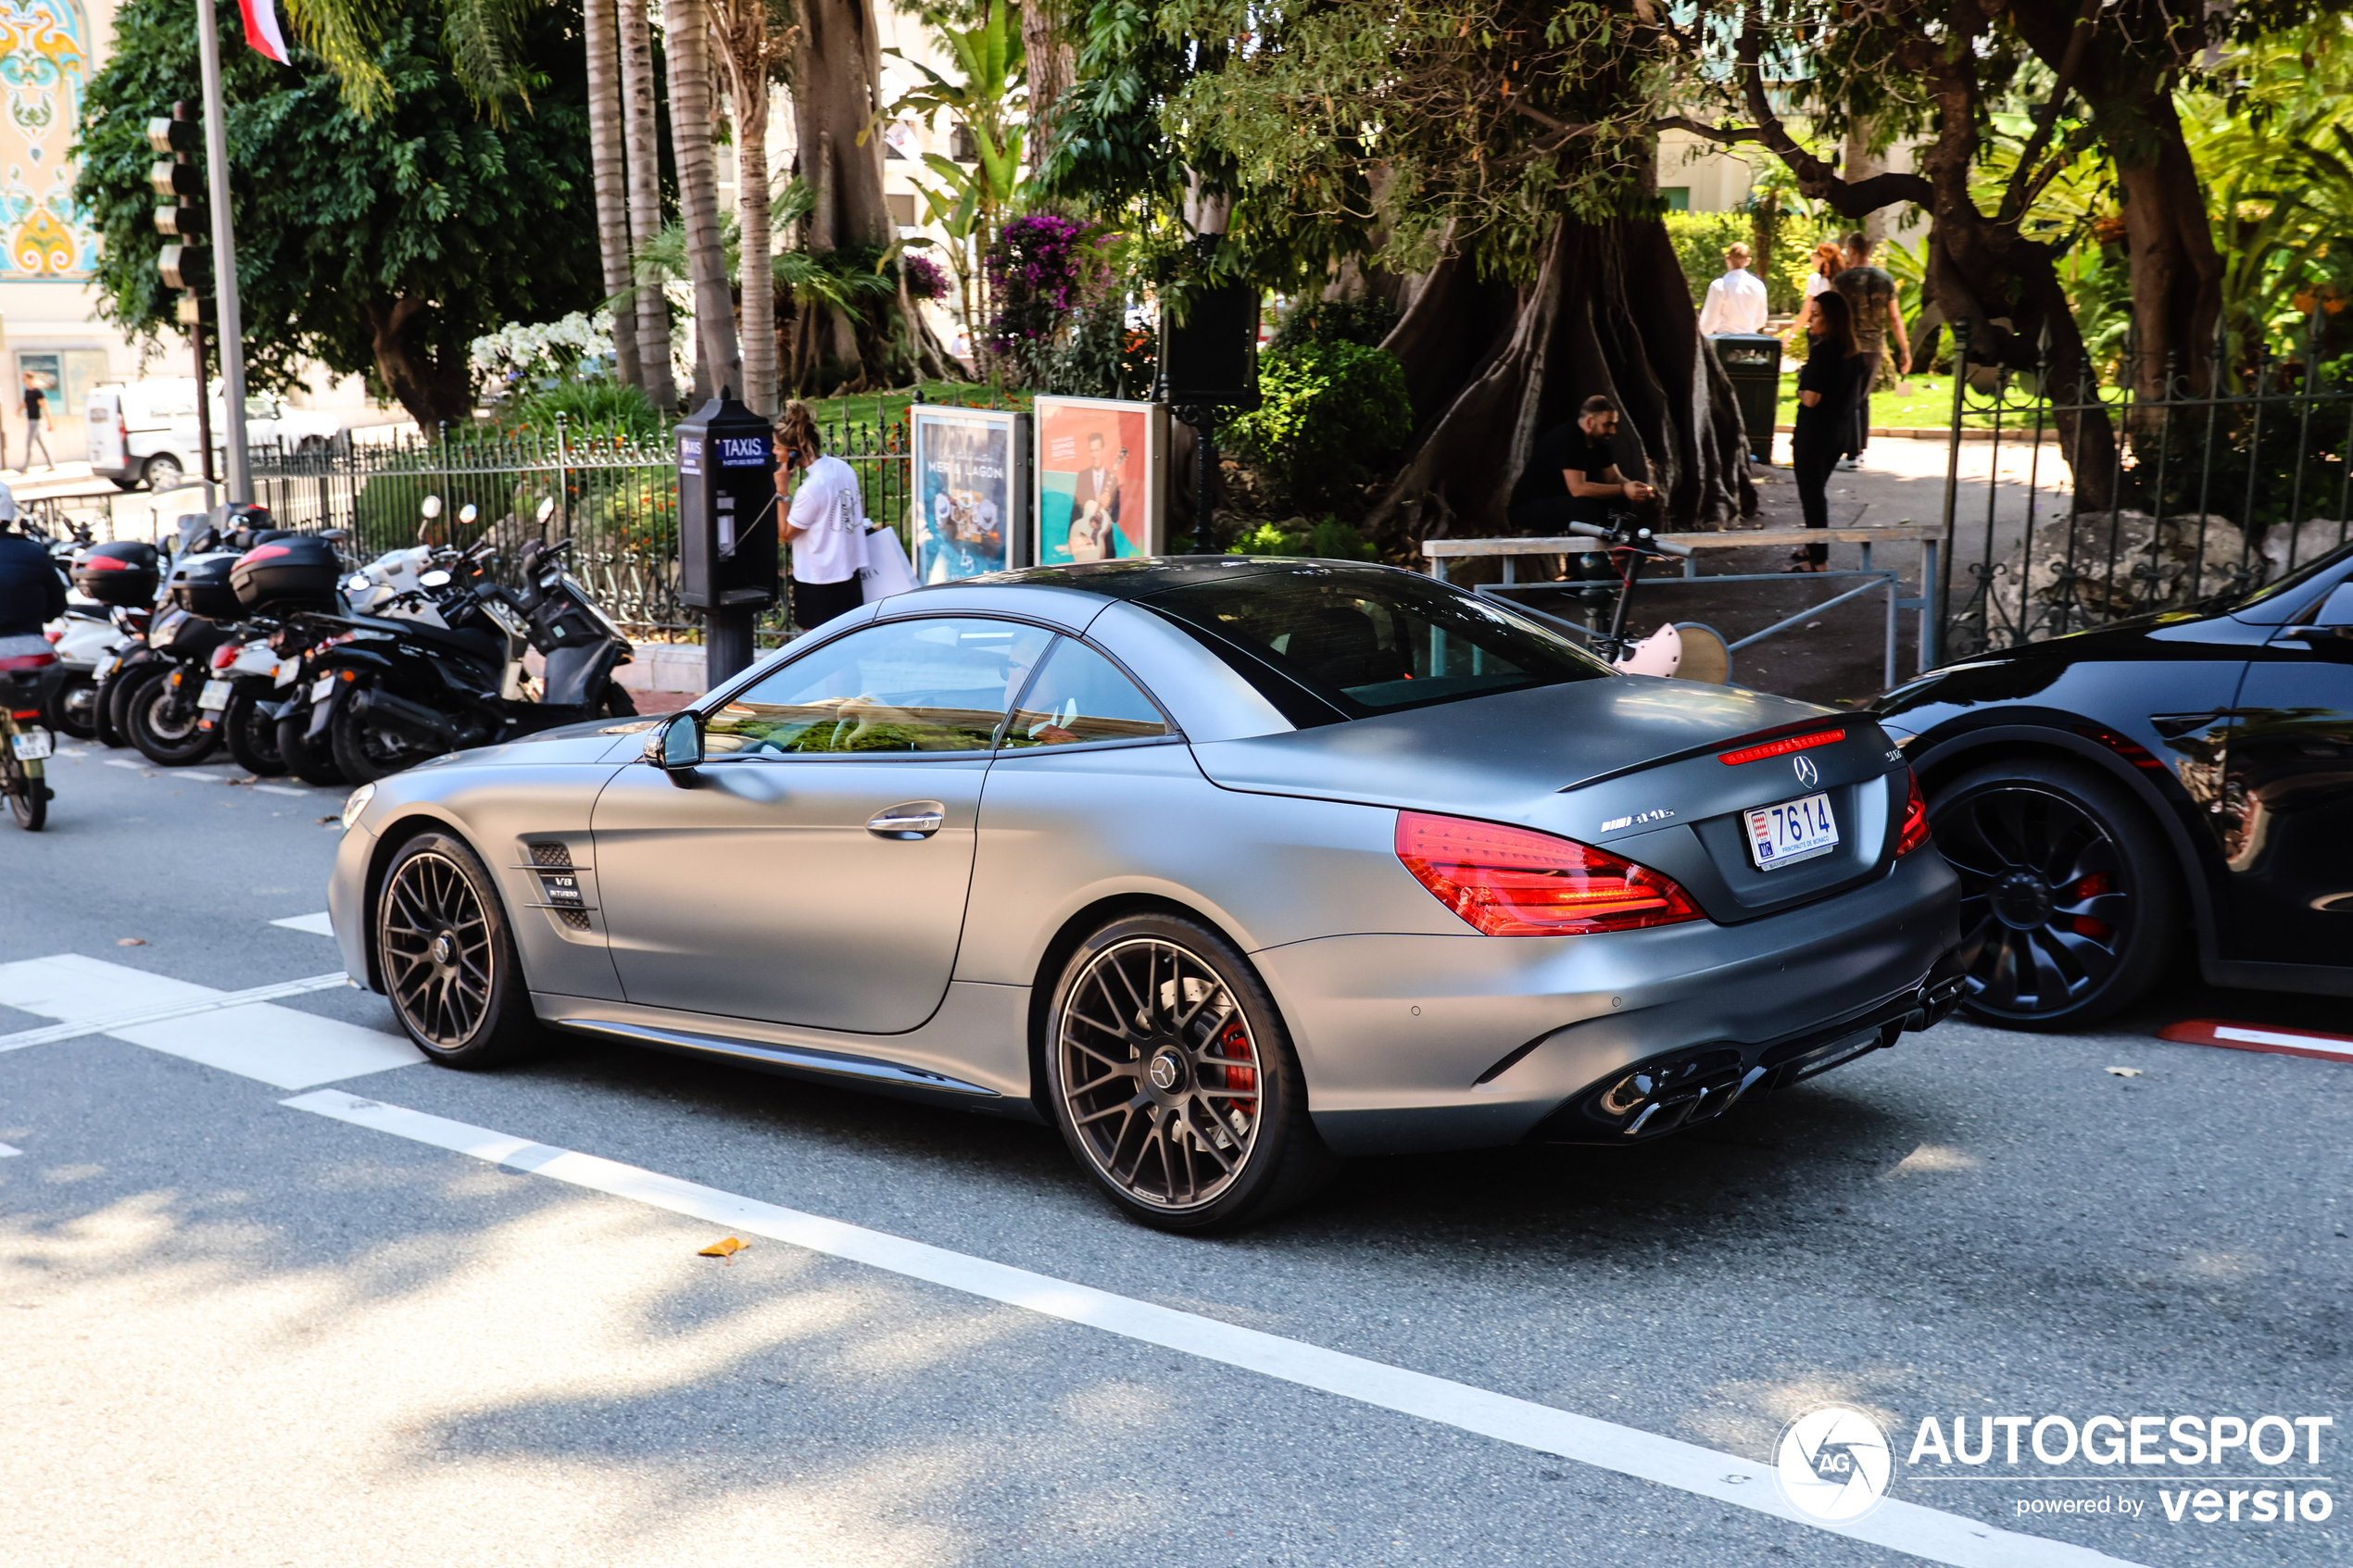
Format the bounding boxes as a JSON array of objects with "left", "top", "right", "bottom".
[{"left": 774, "top": 400, "right": 867, "bottom": 630}]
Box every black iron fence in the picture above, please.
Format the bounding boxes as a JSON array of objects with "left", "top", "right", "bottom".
[
  {"left": 1939, "top": 316, "right": 2353, "bottom": 659},
  {"left": 242, "top": 410, "right": 917, "bottom": 646}
]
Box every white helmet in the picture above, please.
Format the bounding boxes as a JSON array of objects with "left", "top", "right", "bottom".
[{"left": 0, "top": 483, "right": 17, "bottom": 526}]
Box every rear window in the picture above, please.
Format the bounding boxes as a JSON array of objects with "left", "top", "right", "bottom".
[{"left": 1139, "top": 565, "right": 1614, "bottom": 723}]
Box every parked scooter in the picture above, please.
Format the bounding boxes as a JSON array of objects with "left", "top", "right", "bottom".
[{"left": 290, "top": 496, "right": 636, "bottom": 784}]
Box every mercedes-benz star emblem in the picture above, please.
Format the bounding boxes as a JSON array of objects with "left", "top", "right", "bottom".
[
  {"left": 1149, "top": 1052, "right": 1180, "bottom": 1090},
  {"left": 1793, "top": 754, "right": 1821, "bottom": 790}
]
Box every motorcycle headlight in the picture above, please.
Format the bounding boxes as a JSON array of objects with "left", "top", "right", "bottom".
[{"left": 340, "top": 782, "right": 376, "bottom": 831}]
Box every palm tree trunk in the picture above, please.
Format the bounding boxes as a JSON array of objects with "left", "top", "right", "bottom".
[
  {"left": 584, "top": 0, "right": 642, "bottom": 388},
  {"left": 713, "top": 0, "right": 778, "bottom": 415},
  {"left": 662, "top": 0, "right": 743, "bottom": 404},
  {"left": 617, "top": 0, "right": 677, "bottom": 408}
]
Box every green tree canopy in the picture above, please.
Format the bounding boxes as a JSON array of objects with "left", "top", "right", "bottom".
[{"left": 73, "top": 0, "right": 601, "bottom": 431}]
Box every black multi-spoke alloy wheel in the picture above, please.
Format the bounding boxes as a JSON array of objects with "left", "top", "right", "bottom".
[
  {"left": 1931, "top": 759, "right": 2179, "bottom": 1029},
  {"left": 221, "top": 689, "right": 288, "bottom": 776},
  {"left": 125, "top": 668, "right": 221, "bottom": 766},
  {"left": 275, "top": 707, "right": 346, "bottom": 785},
  {"left": 1046, "top": 913, "right": 1337, "bottom": 1232},
  {"left": 376, "top": 832, "right": 536, "bottom": 1066}
]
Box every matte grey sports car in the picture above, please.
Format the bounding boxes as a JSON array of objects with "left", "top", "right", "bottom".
[{"left": 329, "top": 558, "right": 1965, "bottom": 1230}]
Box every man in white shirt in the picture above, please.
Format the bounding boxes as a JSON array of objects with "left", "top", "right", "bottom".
[{"left": 1697, "top": 243, "right": 1770, "bottom": 337}]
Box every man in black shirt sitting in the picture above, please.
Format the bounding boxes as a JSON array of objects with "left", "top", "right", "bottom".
[{"left": 1508, "top": 395, "right": 1656, "bottom": 537}]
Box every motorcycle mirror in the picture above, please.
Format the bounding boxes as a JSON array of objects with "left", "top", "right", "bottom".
[
  {"left": 345, "top": 573, "right": 370, "bottom": 592},
  {"left": 458, "top": 503, "right": 479, "bottom": 526},
  {"left": 419, "top": 569, "right": 452, "bottom": 589},
  {"left": 647, "top": 712, "right": 704, "bottom": 783},
  {"left": 535, "top": 497, "right": 557, "bottom": 525},
  {"left": 321, "top": 527, "right": 349, "bottom": 542},
  {"left": 421, "top": 495, "right": 443, "bottom": 520}
]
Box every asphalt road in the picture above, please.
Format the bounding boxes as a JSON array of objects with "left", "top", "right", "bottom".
[{"left": 3, "top": 746, "right": 2346, "bottom": 1568}]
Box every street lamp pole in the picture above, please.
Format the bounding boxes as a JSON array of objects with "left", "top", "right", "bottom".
[
  {"left": 1177, "top": 173, "right": 1232, "bottom": 555},
  {"left": 193, "top": 0, "right": 250, "bottom": 504}
]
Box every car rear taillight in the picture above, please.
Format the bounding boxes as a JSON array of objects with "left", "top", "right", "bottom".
[
  {"left": 1896, "top": 771, "right": 1931, "bottom": 857},
  {"left": 1395, "top": 810, "right": 1704, "bottom": 936},
  {"left": 1718, "top": 727, "right": 1845, "bottom": 765},
  {"left": 210, "top": 643, "right": 240, "bottom": 671}
]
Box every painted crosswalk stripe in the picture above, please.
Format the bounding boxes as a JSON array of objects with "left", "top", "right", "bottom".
[
  {"left": 0, "top": 955, "right": 419, "bottom": 1086},
  {"left": 281, "top": 1088, "right": 2147, "bottom": 1568},
  {"left": 270, "top": 911, "right": 336, "bottom": 936}
]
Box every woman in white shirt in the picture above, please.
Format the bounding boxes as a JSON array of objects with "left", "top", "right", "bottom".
[{"left": 774, "top": 400, "right": 867, "bottom": 631}]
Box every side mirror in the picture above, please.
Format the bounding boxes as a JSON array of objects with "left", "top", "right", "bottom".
[
  {"left": 535, "top": 497, "right": 557, "bottom": 526},
  {"left": 419, "top": 569, "right": 452, "bottom": 589},
  {"left": 459, "top": 503, "right": 479, "bottom": 525},
  {"left": 321, "top": 527, "right": 349, "bottom": 542},
  {"left": 421, "top": 495, "right": 443, "bottom": 520},
  {"left": 646, "top": 712, "right": 705, "bottom": 783}
]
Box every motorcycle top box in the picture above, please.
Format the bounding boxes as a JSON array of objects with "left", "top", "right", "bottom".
[
  {"left": 167, "top": 553, "right": 243, "bottom": 620},
  {"left": 70, "top": 541, "right": 160, "bottom": 608},
  {"left": 231, "top": 535, "right": 341, "bottom": 612}
]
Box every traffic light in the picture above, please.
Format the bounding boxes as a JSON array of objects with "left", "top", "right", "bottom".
[{"left": 147, "top": 102, "right": 210, "bottom": 321}]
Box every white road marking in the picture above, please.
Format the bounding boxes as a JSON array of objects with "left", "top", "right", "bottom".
[
  {"left": 0, "top": 955, "right": 418, "bottom": 1086},
  {"left": 2215, "top": 1024, "right": 2353, "bottom": 1060},
  {"left": 282, "top": 1089, "right": 2147, "bottom": 1568},
  {"left": 0, "top": 1141, "right": 19, "bottom": 1157},
  {"left": 270, "top": 911, "right": 336, "bottom": 936},
  {"left": 103, "top": 759, "right": 144, "bottom": 771},
  {"left": 253, "top": 784, "right": 308, "bottom": 797},
  {"left": 177, "top": 770, "right": 226, "bottom": 782}
]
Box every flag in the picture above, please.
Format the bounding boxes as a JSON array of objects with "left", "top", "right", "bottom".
[{"left": 238, "top": 0, "right": 290, "bottom": 63}]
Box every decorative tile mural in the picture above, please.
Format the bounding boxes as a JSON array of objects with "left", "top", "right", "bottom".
[{"left": 0, "top": 0, "right": 96, "bottom": 279}]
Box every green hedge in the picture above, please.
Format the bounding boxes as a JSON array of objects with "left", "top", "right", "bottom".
[
  {"left": 1227, "top": 340, "right": 1414, "bottom": 507},
  {"left": 1664, "top": 211, "right": 1811, "bottom": 316}
]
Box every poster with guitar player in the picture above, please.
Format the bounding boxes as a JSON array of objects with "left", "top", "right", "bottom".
[{"left": 1031, "top": 395, "right": 1166, "bottom": 566}]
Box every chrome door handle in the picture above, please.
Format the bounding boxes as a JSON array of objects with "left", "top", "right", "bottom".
[{"left": 867, "top": 801, "right": 946, "bottom": 838}]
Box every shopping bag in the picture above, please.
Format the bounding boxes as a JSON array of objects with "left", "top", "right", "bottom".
[{"left": 858, "top": 522, "right": 917, "bottom": 603}]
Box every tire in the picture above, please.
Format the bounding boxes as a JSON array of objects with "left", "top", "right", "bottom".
[
  {"left": 375, "top": 831, "right": 537, "bottom": 1066},
  {"left": 221, "top": 689, "right": 288, "bottom": 776},
  {"left": 1929, "top": 758, "right": 2183, "bottom": 1030},
  {"left": 141, "top": 453, "right": 183, "bottom": 491},
  {"left": 48, "top": 671, "right": 97, "bottom": 740},
  {"left": 101, "top": 663, "right": 161, "bottom": 748},
  {"left": 600, "top": 682, "right": 635, "bottom": 718},
  {"left": 125, "top": 668, "right": 221, "bottom": 766},
  {"left": 275, "top": 708, "right": 346, "bottom": 786},
  {"left": 2, "top": 746, "right": 44, "bottom": 831},
  {"left": 329, "top": 687, "right": 445, "bottom": 785},
  {"left": 1045, "top": 912, "right": 1338, "bottom": 1233},
  {"left": 108, "top": 478, "right": 139, "bottom": 492}
]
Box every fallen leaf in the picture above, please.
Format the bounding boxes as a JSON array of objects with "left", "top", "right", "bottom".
[
  {"left": 116, "top": 937, "right": 145, "bottom": 947},
  {"left": 2104, "top": 1066, "right": 2144, "bottom": 1078},
  {"left": 316, "top": 816, "right": 340, "bottom": 826},
  {"left": 698, "top": 1236, "right": 747, "bottom": 1258}
]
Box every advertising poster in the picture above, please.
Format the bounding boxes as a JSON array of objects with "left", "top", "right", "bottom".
[
  {"left": 1033, "top": 396, "right": 1166, "bottom": 565},
  {"left": 911, "top": 407, "right": 1026, "bottom": 583}
]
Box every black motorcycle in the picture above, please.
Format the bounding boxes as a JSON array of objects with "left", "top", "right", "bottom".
[{"left": 293, "top": 497, "right": 636, "bottom": 784}]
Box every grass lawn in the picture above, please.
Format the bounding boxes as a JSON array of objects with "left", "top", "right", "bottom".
[{"left": 1770, "top": 369, "right": 2071, "bottom": 431}]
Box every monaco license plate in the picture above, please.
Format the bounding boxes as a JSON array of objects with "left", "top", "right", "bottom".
[
  {"left": 197, "top": 678, "right": 233, "bottom": 710},
  {"left": 11, "top": 728, "right": 53, "bottom": 761},
  {"left": 1745, "top": 791, "right": 1839, "bottom": 871},
  {"left": 312, "top": 673, "right": 337, "bottom": 703}
]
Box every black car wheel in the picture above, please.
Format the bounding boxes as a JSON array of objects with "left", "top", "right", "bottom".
[
  {"left": 1045, "top": 912, "right": 1337, "bottom": 1232},
  {"left": 222, "top": 689, "right": 288, "bottom": 776},
  {"left": 125, "top": 669, "right": 222, "bottom": 766},
  {"left": 376, "top": 832, "right": 536, "bottom": 1066},
  {"left": 1931, "top": 759, "right": 2181, "bottom": 1029}
]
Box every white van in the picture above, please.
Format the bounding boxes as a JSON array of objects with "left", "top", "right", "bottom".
[{"left": 87, "top": 378, "right": 353, "bottom": 490}]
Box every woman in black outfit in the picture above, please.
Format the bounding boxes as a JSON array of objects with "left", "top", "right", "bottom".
[{"left": 1790, "top": 290, "right": 1868, "bottom": 571}]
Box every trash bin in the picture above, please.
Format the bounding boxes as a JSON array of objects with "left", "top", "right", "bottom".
[{"left": 1709, "top": 332, "right": 1783, "bottom": 464}]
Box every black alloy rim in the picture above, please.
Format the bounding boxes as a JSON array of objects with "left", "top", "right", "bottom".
[
  {"left": 381, "top": 851, "right": 494, "bottom": 1048},
  {"left": 1934, "top": 784, "right": 2133, "bottom": 1015},
  {"left": 1057, "top": 938, "right": 1265, "bottom": 1211}
]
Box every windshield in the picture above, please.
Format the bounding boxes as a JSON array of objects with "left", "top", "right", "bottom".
[{"left": 1138, "top": 564, "right": 1614, "bottom": 724}]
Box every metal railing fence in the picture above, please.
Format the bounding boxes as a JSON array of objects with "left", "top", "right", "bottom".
[{"left": 1939, "top": 316, "right": 2353, "bottom": 659}]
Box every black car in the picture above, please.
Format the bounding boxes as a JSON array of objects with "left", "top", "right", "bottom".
[{"left": 1874, "top": 542, "right": 2353, "bottom": 1028}]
